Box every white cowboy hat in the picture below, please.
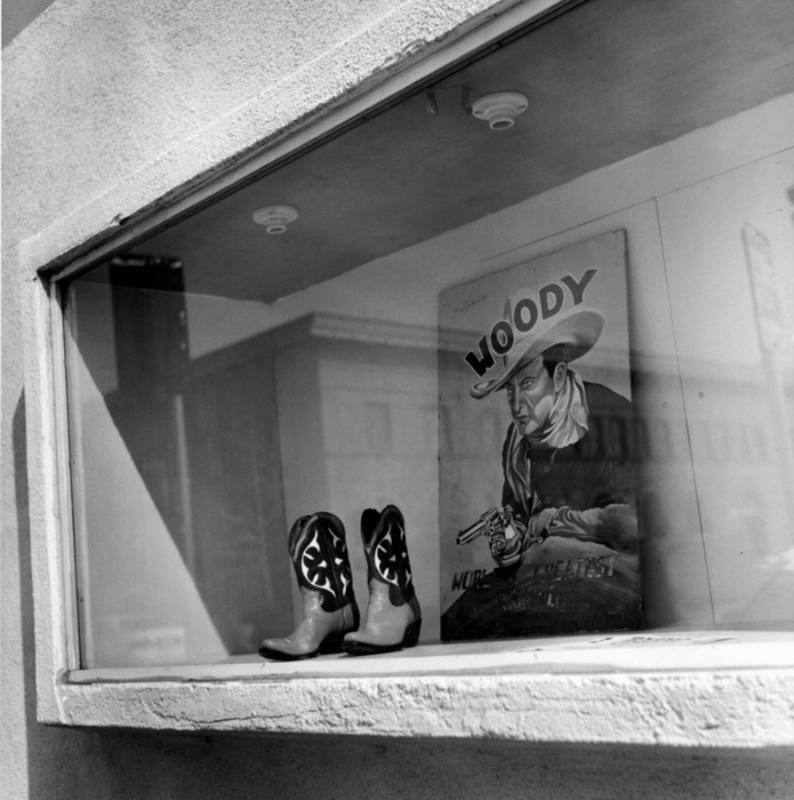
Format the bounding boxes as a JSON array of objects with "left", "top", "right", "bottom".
[{"left": 470, "top": 304, "right": 604, "bottom": 399}]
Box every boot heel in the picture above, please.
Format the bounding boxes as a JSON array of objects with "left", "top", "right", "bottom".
[
  {"left": 318, "top": 632, "right": 345, "bottom": 655},
  {"left": 402, "top": 618, "right": 421, "bottom": 648}
]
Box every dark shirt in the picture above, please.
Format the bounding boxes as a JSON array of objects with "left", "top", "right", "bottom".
[
  {"left": 501, "top": 382, "right": 636, "bottom": 522},
  {"left": 441, "top": 382, "right": 640, "bottom": 641}
]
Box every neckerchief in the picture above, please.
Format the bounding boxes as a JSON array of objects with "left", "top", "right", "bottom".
[{"left": 504, "top": 371, "right": 589, "bottom": 517}]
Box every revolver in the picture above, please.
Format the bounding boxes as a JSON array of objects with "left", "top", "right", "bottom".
[{"left": 456, "top": 505, "right": 517, "bottom": 557}]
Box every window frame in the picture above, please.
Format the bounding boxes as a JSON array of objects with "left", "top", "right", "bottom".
[{"left": 21, "top": 0, "right": 794, "bottom": 741}]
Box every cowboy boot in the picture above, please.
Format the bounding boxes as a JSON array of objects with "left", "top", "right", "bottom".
[
  {"left": 342, "top": 505, "right": 421, "bottom": 656},
  {"left": 259, "top": 512, "right": 359, "bottom": 661}
]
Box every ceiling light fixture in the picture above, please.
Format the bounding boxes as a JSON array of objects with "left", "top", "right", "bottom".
[
  {"left": 251, "top": 205, "right": 299, "bottom": 235},
  {"left": 470, "top": 91, "right": 529, "bottom": 130}
]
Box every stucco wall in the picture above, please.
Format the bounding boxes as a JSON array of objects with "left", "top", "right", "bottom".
[{"left": 2, "top": 1, "right": 794, "bottom": 798}]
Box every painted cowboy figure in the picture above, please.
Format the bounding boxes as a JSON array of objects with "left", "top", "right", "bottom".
[{"left": 442, "top": 303, "right": 641, "bottom": 640}]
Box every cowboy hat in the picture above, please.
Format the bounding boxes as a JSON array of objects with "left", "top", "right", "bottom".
[{"left": 470, "top": 304, "right": 604, "bottom": 399}]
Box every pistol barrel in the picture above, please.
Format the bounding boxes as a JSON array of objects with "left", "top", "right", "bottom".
[
  {"left": 456, "top": 506, "right": 501, "bottom": 546},
  {"left": 456, "top": 519, "right": 487, "bottom": 545}
]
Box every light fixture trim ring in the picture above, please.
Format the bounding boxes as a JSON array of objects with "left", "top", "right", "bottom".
[
  {"left": 252, "top": 204, "right": 300, "bottom": 234},
  {"left": 470, "top": 91, "right": 529, "bottom": 130}
]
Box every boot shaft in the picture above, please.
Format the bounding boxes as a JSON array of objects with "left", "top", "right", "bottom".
[
  {"left": 288, "top": 512, "right": 356, "bottom": 614},
  {"left": 360, "top": 505, "right": 417, "bottom": 607}
]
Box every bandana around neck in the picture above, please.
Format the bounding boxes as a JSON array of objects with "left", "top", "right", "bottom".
[{"left": 503, "top": 370, "right": 589, "bottom": 516}]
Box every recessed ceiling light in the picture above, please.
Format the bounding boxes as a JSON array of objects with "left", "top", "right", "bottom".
[
  {"left": 470, "top": 91, "right": 529, "bottom": 130},
  {"left": 251, "top": 205, "right": 299, "bottom": 235}
]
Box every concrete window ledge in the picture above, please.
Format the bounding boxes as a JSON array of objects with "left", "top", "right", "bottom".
[{"left": 54, "top": 631, "right": 794, "bottom": 745}]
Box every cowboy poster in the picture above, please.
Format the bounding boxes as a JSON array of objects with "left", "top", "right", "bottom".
[{"left": 439, "top": 230, "right": 641, "bottom": 641}]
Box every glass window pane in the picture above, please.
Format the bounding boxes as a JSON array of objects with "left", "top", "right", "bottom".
[{"left": 62, "top": 1, "right": 794, "bottom": 668}]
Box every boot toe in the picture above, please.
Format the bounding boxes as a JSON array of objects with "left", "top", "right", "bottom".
[
  {"left": 258, "top": 638, "right": 308, "bottom": 661},
  {"left": 341, "top": 618, "right": 421, "bottom": 656}
]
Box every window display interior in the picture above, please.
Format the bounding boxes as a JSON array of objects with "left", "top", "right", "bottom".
[{"left": 62, "top": 0, "right": 794, "bottom": 668}]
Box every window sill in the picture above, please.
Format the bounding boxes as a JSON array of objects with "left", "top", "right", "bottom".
[{"left": 56, "top": 631, "right": 794, "bottom": 745}]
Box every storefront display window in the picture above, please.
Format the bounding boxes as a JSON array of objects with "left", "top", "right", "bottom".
[{"left": 58, "top": 0, "right": 794, "bottom": 672}]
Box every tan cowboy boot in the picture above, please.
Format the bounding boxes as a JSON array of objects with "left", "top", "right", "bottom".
[
  {"left": 259, "top": 512, "right": 359, "bottom": 660},
  {"left": 342, "top": 505, "right": 421, "bottom": 656}
]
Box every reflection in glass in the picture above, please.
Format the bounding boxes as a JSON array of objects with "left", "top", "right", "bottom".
[
  {"left": 66, "top": 259, "right": 294, "bottom": 666},
  {"left": 60, "top": 0, "right": 794, "bottom": 666},
  {"left": 65, "top": 264, "right": 441, "bottom": 667}
]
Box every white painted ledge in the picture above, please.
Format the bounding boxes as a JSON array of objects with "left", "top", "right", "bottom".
[{"left": 56, "top": 632, "right": 794, "bottom": 746}]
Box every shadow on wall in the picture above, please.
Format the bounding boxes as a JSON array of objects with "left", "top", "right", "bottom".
[
  {"left": 12, "top": 393, "right": 107, "bottom": 795},
  {"left": 2, "top": 0, "right": 57, "bottom": 47},
  {"left": 13, "top": 393, "right": 40, "bottom": 786}
]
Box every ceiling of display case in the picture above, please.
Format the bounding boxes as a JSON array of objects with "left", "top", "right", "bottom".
[{"left": 126, "top": 0, "right": 794, "bottom": 302}]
